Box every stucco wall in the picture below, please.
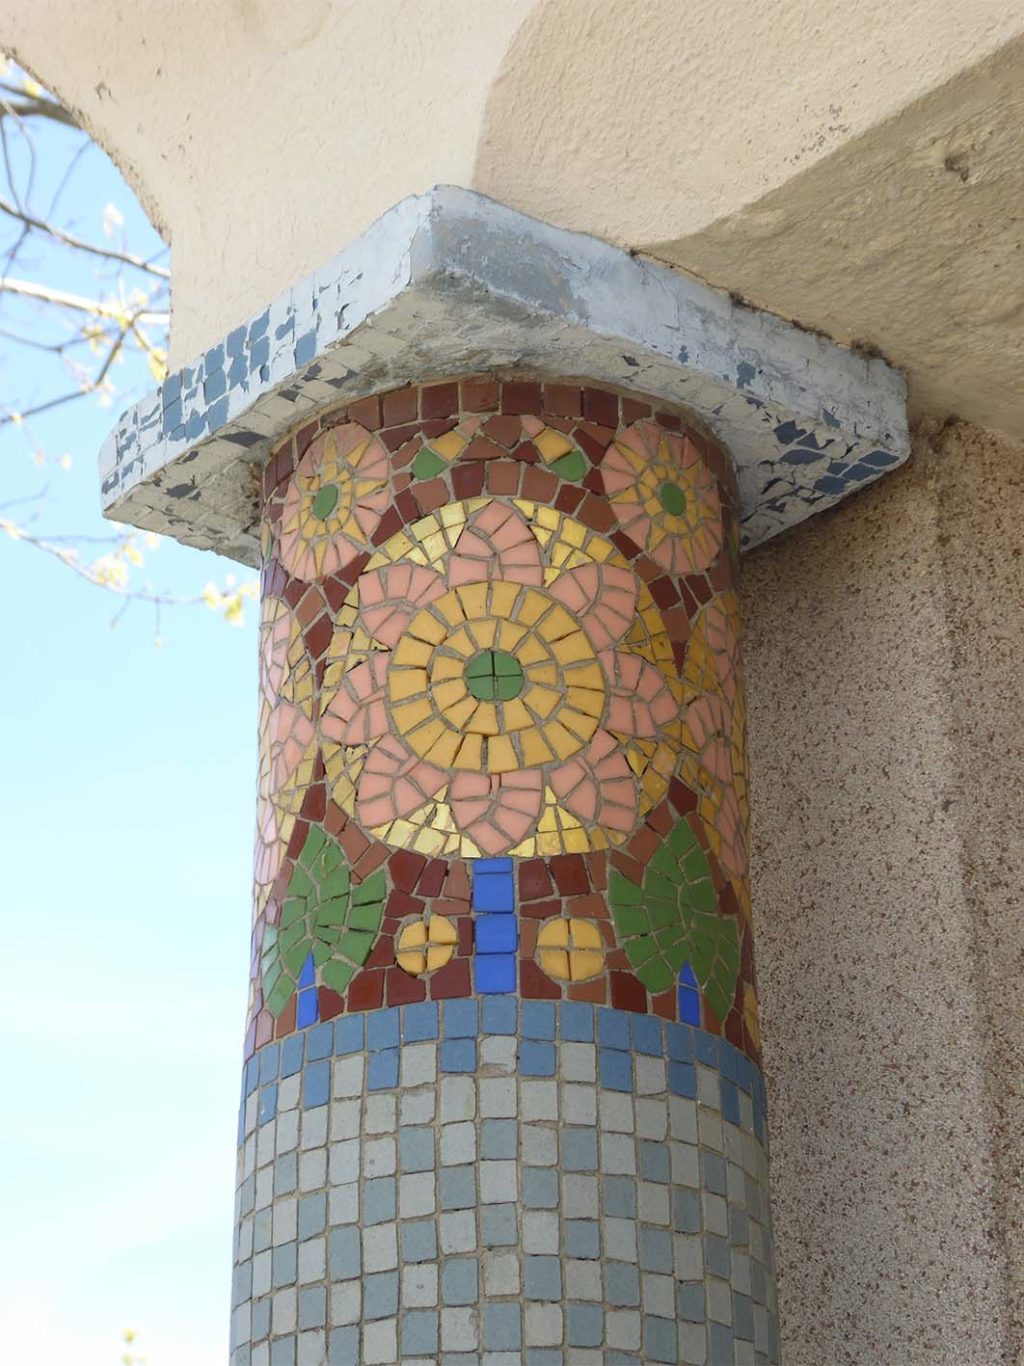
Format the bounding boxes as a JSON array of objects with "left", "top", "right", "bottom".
[
  {"left": 3, "top": 1, "right": 1023, "bottom": 439},
  {"left": 744, "top": 422, "right": 1022, "bottom": 1364}
]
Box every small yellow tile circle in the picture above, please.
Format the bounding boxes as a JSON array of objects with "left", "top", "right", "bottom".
[
  {"left": 395, "top": 913, "right": 458, "bottom": 976},
  {"left": 537, "top": 916, "right": 605, "bottom": 982}
]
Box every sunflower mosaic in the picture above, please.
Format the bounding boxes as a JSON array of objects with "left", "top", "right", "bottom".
[
  {"left": 318, "top": 498, "right": 682, "bottom": 859},
  {"left": 245, "top": 377, "right": 761, "bottom": 1064}
]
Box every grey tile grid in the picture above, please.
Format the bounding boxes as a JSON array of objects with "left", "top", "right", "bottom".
[{"left": 230, "top": 1003, "right": 778, "bottom": 1364}]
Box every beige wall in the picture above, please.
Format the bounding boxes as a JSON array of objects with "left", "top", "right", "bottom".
[
  {"left": 744, "top": 421, "right": 1023, "bottom": 1363},
  {"left": 4, "top": 1, "right": 1024, "bottom": 438}
]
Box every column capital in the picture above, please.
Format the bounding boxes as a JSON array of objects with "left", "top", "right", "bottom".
[{"left": 100, "top": 186, "right": 908, "bottom": 564}]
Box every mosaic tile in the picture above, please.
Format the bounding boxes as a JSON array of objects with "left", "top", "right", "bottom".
[
  {"left": 237, "top": 1004, "right": 776, "bottom": 1365},
  {"left": 244, "top": 378, "right": 761, "bottom": 1065}
]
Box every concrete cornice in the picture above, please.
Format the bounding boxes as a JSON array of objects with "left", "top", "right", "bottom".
[{"left": 100, "top": 187, "right": 909, "bottom": 565}]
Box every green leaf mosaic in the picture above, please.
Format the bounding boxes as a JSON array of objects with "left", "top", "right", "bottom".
[
  {"left": 609, "top": 817, "right": 739, "bottom": 1018},
  {"left": 261, "top": 825, "right": 386, "bottom": 1014}
]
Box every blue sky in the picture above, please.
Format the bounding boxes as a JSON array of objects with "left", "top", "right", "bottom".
[{"left": 0, "top": 76, "right": 253, "bottom": 1365}]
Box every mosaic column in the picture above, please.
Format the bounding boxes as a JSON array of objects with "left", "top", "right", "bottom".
[{"left": 233, "top": 376, "right": 778, "bottom": 1366}]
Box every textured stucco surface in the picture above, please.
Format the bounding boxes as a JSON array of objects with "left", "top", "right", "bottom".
[
  {"left": 2, "top": 0, "right": 1022, "bottom": 435},
  {"left": 743, "top": 423, "right": 1022, "bottom": 1363}
]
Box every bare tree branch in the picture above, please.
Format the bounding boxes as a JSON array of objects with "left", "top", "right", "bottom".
[
  {"left": 0, "top": 275, "right": 168, "bottom": 323},
  {"left": 0, "top": 194, "right": 170, "bottom": 278}
]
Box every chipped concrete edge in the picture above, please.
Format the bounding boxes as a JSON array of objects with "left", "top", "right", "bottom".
[{"left": 99, "top": 186, "right": 910, "bottom": 565}]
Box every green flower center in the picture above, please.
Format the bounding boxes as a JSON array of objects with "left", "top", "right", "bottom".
[
  {"left": 465, "top": 649, "right": 524, "bottom": 702},
  {"left": 311, "top": 483, "right": 340, "bottom": 520},
  {"left": 658, "top": 480, "right": 687, "bottom": 516}
]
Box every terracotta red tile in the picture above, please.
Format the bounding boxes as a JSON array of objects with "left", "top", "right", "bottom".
[
  {"left": 656, "top": 409, "right": 682, "bottom": 431},
  {"left": 481, "top": 414, "right": 523, "bottom": 446},
  {"left": 274, "top": 995, "right": 297, "bottom": 1036},
  {"left": 519, "top": 859, "right": 553, "bottom": 901},
  {"left": 299, "top": 782, "right": 326, "bottom": 823},
  {"left": 371, "top": 505, "right": 404, "bottom": 543},
  {"left": 347, "top": 394, "right": 381, "bottom": 429},
  {"left": 287, "top": 819, "right": 310, "bottom": 861},
  {"left": 583, "top": 386, "right": 619, "bottom": 427},
  {"left": 652, "top": 989, "right": 676, "bottom": 1020},
  {"left": 430, "top": 957, "right": 471, "bottom": 999},
  {"left": 628, "top": 826, "right": 660, "bottom": 864},
  {"left": 422, "top": 381, "right": 459, "bottom": 418},
  {"left": 461, "top": 377, "right": 499, "bottom": 412},
  {"left": 338, "top": 550, "right": 371, "bottom": 585},
  {"left": 520, "top": 958, "right": 561, "bottom": 999},
  {"left": 522, "top": 897, "right": 562, "bottom": 920},
  {"left": 574, "top": 428, "right": 608, "bottom": 464},
  {"left": 417, "top": 859, "right": 446, "bottom": 898},
  {"left": 550, "top": 854, "right": 589, "bottom": 896},
  {"left": 464, "top": 436, "right": 505, "bottom": 461},
  {"left": 421, "top": 418, "right": 458, "bottom": 439},
  {"left": 568, "top": 977, "right": 606, "bottom": 1003},
  {"left": 501, "top": 380, "right": 542, "bottom": 414},
  {"left": 611, "top": 531, "right": 642, "bottom": 561},
  {"left": 521, "top": 467, "right": 558, "bottom": 502},
  {"left": 381, "top": 423, "right": 420, "bottom": 452},
  {"left": 354, "top": 844, "right": 389, "bottom": 879},
  {"left": 382, "top": 386, "right": 418, "bottom": 426},
  {"left": 586, "top": 851, "right": 608, "bottom": 891},
  {"left": 610, "top": 971, "right": 647, "bottom": 1013},
  {"left": 318, "top": 988, "right": 346, "bottom": 1021},
  {"left": 348, "top": 969, "right": 385, "bottom": 1012},
  {"left": 387, "top": 968, "right": 426, "bottom": 1006},
  {"left": 305, "top": 613, "right": 333, "bottom": 660},
  {"left": 452, "top": 463, "right": 486, "bottom": 497},
  {"left": 457, "top": 918, "right": 474, "bottom": 955},
  {"left": 385, "top": 889, "right": 423, "bottom": 918},
  {"left": 609, "top": 850, "right": 644, "bottom": 884},
  {"left": 577, "top": 494, "right": 615, "bottom": 533},
  {"left": 486, "top": 461, "right": 521, "bottom": 495},
  {"left": 543, "top": 383, "right": 582, "bottom": 417},
  {"left": 389, "top": 849, "right": 427, "bottom": 893},
  {"left": 555, "top": 485, "right": 585, "bottom": 514},
  {"left": 621, "top": 396, "right": 652, "bottom": 424}
]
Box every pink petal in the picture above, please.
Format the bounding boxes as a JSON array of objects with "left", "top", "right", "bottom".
[
  {"left": 449, "top": 769, "right": 543, "bottom": 855},
  {"left": 550, "top": 730, "right": 637, "bottom": 835},
  {"left": 356, "top": 734, "right": 446, "bottom": 827},
  {"left": 602, "top": 652, "right": 678, "bottom": 737},
  {"left": 551, "top": 563, "right": 637, "bottom": 650},
  {"left": 358, "top": 563, "right": 445, "bottom": 646},
  {"left": 448, "top": 502, "right": 543, "bottom": 588},
  {"left": 321, "top": 654, "right": 391, "bottom": 745}
]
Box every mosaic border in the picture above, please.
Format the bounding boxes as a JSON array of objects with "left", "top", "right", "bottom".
[{"left": 232, "top": 1004, "right": 778, "bottom": 1366}]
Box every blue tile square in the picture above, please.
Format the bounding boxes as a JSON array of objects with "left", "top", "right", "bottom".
[
  {"left": 297, "top": 953, "right": 315, "bottom": 989},
  {"left": 367, "top": 1048, "right": 399, "bottom": 1091},
  {"left": 720, "top": 1079, "right": 741, "bottom": 1125},
  {"left": 669, "top": 1060, "right": 697, "bottom": 1098},
  {"left": 475, "top": 954, "right": 516, "bottom": 994},
  {"left": 440, "top": 1039, "right": 477, "bottom": 1073},
  {"left": 474, "top": 857, "right": 514, "bottom": 874},
  {"left": 520, "top": 1040, "right": 556, "bottom": 1076},
  {"left": 334, "top": 1014, "right": 364, "bottom": 1055},
  {"left": 258, "top": 1044, "right": 280, "bottom": 1084},
  {"left": 679, "top": 961, "right": 698, "bottom": 988},
  {"left": 677, "top": 984, "right": 701, "bottom": 1026},
  {"left": 666, "top": 1022, "right": 694, "bottom": 1062},
  {"left": 521, "top": 1000, "right": 556, "bottom": 1040},
  {"left": 719, "top": 1041, "right": 739, "bottom": 1083},
  {"left": 403, "top": 1000, "right": 439, "bottom": 1042},
  {"left": 367, "top": 1007, "right": 400, "bottom": 1052},
  {"left": 631, "top": 1014, "right": 663, "bottom": 1056},
  {"left": 280, "top": 1034, "right": 305, "bottom": 1078},
  {"left": 481, "top": 996, "right": 517, "bottom": 1034},
  {"left": 302, "top": 1060, "right": 330, "bottom": 1109},
  {"left": 560, "top": 1001, "right": 594, "bottom": 1042},
  {"left": 694, "top": 1030, "right": 720, "bottom": 1067},
  {"left": 244, "top": 1056, "right": 260, "bottom": 1096},
  {"left": 296, "top": 989, "right": 319, "bottom": 1029},
  {"left": 305, "top": 1021, "right": 334, "bottom": 1061},
  {"left": 443, "top": 999, "right": 478, "bottom": 1038},
  {"left": 598, "top": 1008, "right": 630, "bottom": 1051},
  {"left": 475, "top": 916, "right": 518, "bottom": 953},
  {"left": 473, "top": 874, "right": 515, "bottom": 913},
  {"left": 257, "top": 1083, "right": 277, "bottom": 1126},
  {"left": 599, "top": 1047, "right": 633, "bottom": 1091}
]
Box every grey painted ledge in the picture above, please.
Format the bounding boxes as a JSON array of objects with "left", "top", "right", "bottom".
[{"left": 99, "top": 186, "right": 909, "bottom": 565}]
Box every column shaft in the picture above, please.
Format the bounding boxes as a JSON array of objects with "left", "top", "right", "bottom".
[{"left": 232, "top": 376, "right": 779, "bottom": 1366}]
